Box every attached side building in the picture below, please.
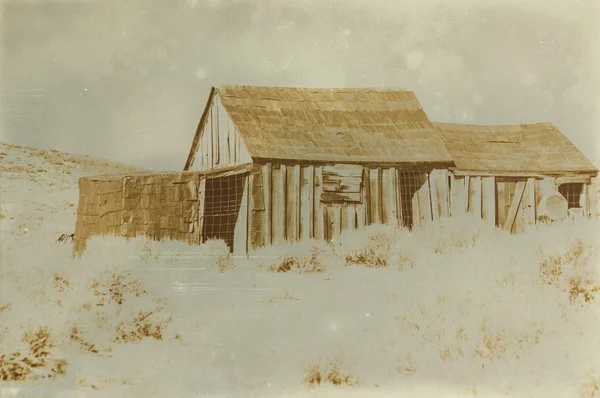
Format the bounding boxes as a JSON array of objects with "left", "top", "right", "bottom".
[{"left": 435, "top": 122, "right": 599, "bottom": 232}]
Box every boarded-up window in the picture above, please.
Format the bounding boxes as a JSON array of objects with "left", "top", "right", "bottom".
[{"left": 321, "top": 164, "right": 363, "bottom": 203}]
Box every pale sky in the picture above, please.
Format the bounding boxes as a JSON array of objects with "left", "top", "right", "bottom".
[{"left": 1, "top": 0, "right": 599, "bottom": 171}]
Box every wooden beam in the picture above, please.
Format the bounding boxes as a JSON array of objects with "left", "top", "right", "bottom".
[
  {"left": 504, "top": 181, "right": 526, "bottom": 232},
  {"left": 184, "top": 87, "right": 216, "bottom": 171},
  {"left": 524, "top": 178, "right": 536, "bottom": 231},
  {"left": 450, "top": 174, "right": 466, "bottom": 217},
  {"left": 496, "top": 181, "right": 507, "bottom": 228},
  {"left": 468, "top": 176, "right": 482, "bottom": 218},
  {"left": 463, "top": 176, "right": 470, "bottom": 213},
  {"left": 272, "top": 165, "right": 286, "bottom": 243},
  {"left": 303, "top": 165, "right": 315, "bottom": 240},
  {"left": 314, "top": 166, "right": 324, "bottom": 241},
  {"left": 294, "top": 165, "right": 301, "bottom": 240},
  {"left": 369, "top": 168, "right": 380, "bottom": 224},
  {"left": 481, "top": 176, "right": 496, "bottom": 227},
  {"left": 429, "top": 170, "right": 450, "bottom": 219},
  {"left": 429, "top": 172, "right": 439, "bottom": 221},
  {"left": 394, "top": 168, "right": 404, "bottom": 227},
  {"left": 382, "top": 168, "right": 398, "bottom": 225},
  {"left": 363, "top": 167, "right": 371, "bottom": 226},
  {"left": 346, "top": 205, "right": 356, "bottom": 232},
  {"left": 262, "top": 163, "right": 272, "bottom": 245},
  {"left": 590, "top": 183, "right": 598, "bottom": 220},
  {"left": 452, "top": 169, "right": 597, "bottom": 180}
]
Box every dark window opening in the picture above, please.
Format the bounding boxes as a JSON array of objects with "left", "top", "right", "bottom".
[
  {"left": 397, "top": 170, "right": 429, "bottom": 230},
  {"left": 201, "top": 173, "right": 246, "bottom": 251},
  {"left": 558, "top": 183, "right": 583, "bottom": 209}
]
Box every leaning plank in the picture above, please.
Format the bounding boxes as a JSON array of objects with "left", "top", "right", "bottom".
[
  {"left": 249, "top": 169, "right": 266, "bottom": 249},
  {"left": 428, "top": 172, "right": 439, "bottom": 221},
  {"left": 233, "top": 175, "right": 249, "bottom": 256},
  {"left": 481, "top": 176, "right": 496, "bottom": 227},
  {"left": 197, "top": 178, "right": 206, "bottom": 242},
  {"left": 503, "top": 181, "right": 526, "bottom": 232},
  {"left": 416, "top": 173, "right": 432, "bottom": 227}
]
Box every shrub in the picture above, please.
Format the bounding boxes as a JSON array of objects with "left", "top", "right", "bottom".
[
  {"left": 303, "top": 359, "right": 358, "bottom": 388},
  {"left": 0, "top": 327, "right": 66, "bottom": 381},
  {"left": 269, "top": 246, "right": 325, "bottom": 273},
  {"left": 345, "top": 231, "right": 394, "bottom": 268}
]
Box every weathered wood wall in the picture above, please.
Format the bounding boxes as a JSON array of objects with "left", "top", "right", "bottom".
[
  {"left": 73, "top": 166, "right": 252, "bottom": 257},
  {"left": 450, "top": 174, "right": 596, "bottom": 232},
  {"left": 242, "top": 164, "right": 598, "bottom": 251},
  {"left": 75, "top": 162, "right": 598, "bottom": 257},
  {"left": 189, "top": 93, "right": 252, "bottom": 171},
  {"left": 242, "top": 163, "right": 447, "bottom": 250}
]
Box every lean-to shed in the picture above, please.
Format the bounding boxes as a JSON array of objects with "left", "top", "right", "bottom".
[{"left": 434, "top": 122, "right": 599, "bottom": 232}]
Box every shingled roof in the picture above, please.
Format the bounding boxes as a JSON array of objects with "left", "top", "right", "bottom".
[
  {"left": 213, "top": 85, "right": 454, "bottom": 165},
  {"left": 435, "top": 122, "right": 598, "bottom": 175}
]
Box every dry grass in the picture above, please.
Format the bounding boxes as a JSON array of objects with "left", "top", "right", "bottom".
[
  {"left": 304, "top": 359, "right": 359, "bottom": 388},
  {"left": 345, "top": 232, "right": 394, "bottom": 268},
  {"left": 0, "top": 327, "right": 66, "bottom": 381},
  {"left": 69, "top": 327, "right": 107, "bottom": 355},
  {"left": 267, "top": 291, "right": 301, "bottom": 303},
  {"left": 114, "top": 310, "right": 172, "bottom": 344},
  {"left": 89, "top": 271, "right": 148, "bottom": 308},
  {"left": 538, "top": 239, "right": 600, "bottom": 303},
  {"left": 217, "top": 254, "right": 236, "bottom": 273},
  {"left": 539, "top": 240, "right": 585, "bottom": 283},
  {"left": 269, "top": 246, "right": 325, "bottom": 273},
  {"left": 569, "top": 277, "right": 600, "bottom": 304},
  {"left": 580, "top": 370, "right": 600, "bottom": 398}
]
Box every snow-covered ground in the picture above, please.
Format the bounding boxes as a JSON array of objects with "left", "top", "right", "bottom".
[{"left": 1, "top": 141, "right": 599, "bottom": 397}]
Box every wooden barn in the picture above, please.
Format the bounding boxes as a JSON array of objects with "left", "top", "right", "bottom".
[
  {"left": 435, "top": 122, "right": 599, "bottom": 232},
  {"left": 182, "top": 85, "right": 456, "bottom": 254},
  {"left": 72, "top": 85, "right": 599, "bottom": 256}
]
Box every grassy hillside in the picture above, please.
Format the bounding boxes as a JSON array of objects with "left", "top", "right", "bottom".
[{"left": 1, "top": 142, "right": 599, "bottom": 397}]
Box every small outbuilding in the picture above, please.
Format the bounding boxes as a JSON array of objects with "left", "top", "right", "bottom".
[{"left": 435, "top": 122, "right": 598, "bottom": 232}]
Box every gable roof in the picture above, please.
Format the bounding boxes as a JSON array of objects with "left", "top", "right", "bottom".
[
  {"left": 434, "top": 122, "right": 598, "bottom": 175},
  {"left": 190, "top": 85, "right": 454, "bottom": 165}
]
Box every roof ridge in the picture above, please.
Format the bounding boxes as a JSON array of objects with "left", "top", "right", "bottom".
[{"left": 218, "top": 85, "right": 413, "bottom": 93}]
